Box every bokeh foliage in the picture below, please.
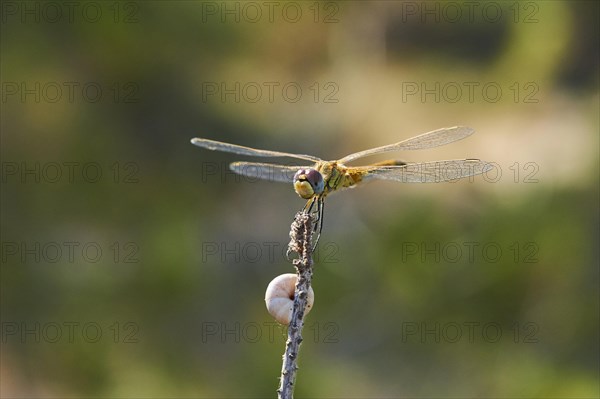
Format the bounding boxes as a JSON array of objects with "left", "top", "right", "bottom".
[{"left": 1, "top": 1, "right": 598, "bottom": 397}]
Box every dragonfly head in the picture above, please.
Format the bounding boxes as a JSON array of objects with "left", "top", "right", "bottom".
[{"left": 293, "top": 168, "right": 324, "bottom": 199}]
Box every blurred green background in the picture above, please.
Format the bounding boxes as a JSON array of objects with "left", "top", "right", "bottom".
[{"left": 1, "top": 1, "right": 598, "bottom": 397}]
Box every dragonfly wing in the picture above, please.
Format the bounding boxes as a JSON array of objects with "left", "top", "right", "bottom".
[
  {"left": 363, "top": 159, "right": 492, "bottom": 183},
  {"left": 338, "top": 126, "right": 475, "bottom": 164},
  {"left": 230, "top": 162, "right": 308, "bottom": 183},
  {"left": 191, "top": 138, "right": 323, "bottom": 162}
]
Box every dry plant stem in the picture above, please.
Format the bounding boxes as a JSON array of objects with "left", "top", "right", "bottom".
[{"left": 278, "top": 211, "right": 315, "bottom": 399}]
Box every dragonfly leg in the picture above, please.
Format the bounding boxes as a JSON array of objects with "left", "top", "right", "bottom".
[
  {"left": 311, "top": 197, "right": 324, "bottom": 252},
  {"left": 304, "top": 196, "right": 317, "bottom": 213},
  {"left": 286, "top": 196, "right": 323, "bottom": 260}
]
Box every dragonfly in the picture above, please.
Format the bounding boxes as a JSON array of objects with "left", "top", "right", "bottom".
[{"left": 191, "top": 126, "right": 491, "bottom": 250}]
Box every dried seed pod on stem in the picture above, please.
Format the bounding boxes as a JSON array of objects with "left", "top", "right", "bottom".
[{"left": 277, "top": 211, "right": 316, "bottom": 399}]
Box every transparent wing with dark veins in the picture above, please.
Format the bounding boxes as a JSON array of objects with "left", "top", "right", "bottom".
[
  {"left": 230, "top": 162, "right": 308, "bottom": 183},
  {"left": 191, "top": 138, "right": 323, "bottom": 162},
  {"left": 338, "top": 126, "right": 475, "bottom": 164},
  {"left": 361, "top": 159, "right": 492, "bottom": 183}
]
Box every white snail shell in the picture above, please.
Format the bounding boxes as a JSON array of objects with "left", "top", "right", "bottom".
[{"left": 265, "top": 273, "right": 315, "bottom": 325}]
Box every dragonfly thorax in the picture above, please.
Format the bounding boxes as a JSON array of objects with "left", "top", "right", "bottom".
[{"left": 293, "top": 168, "right": 324, "bottom": 199}]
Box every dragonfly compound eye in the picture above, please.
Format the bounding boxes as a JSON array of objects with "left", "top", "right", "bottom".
[{"left": 293, "top": 168, "right": 324, "bottom": 199}]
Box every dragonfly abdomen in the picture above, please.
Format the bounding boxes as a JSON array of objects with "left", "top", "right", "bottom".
[{"left": 371, "top": 159, "right": 407, "bottom": 167}]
